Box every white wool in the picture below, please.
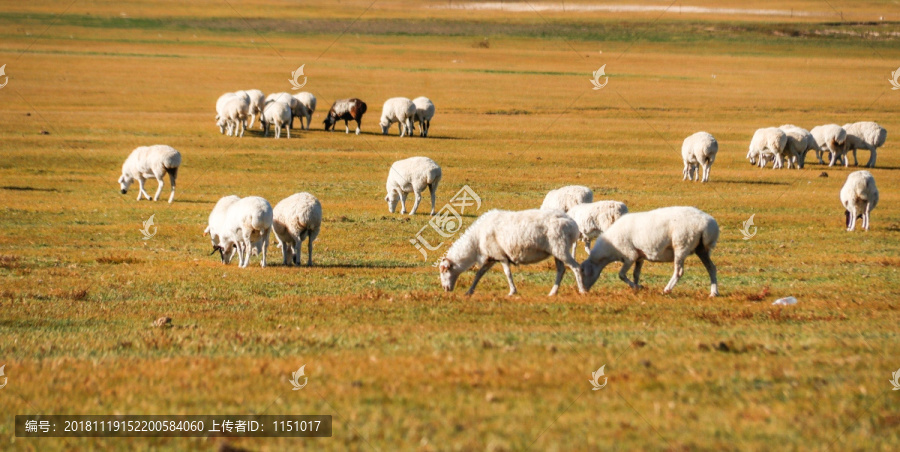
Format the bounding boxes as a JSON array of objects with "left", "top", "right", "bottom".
[
  {"left": 262, "top": 101, "right": 292, "bottom": 139},
  {"left": 267, "top": 92, "right": 305, "bottom": 125},
  {"left": 385, "top": 156, "right": 442, "bottom": 215},
  {"left": 204, "top": 195, "right": 241, "bottom": 262},
  {"left": 840, "top": 171, "right": 879, "bottom": 232},
  {"left": 118, "top": 145, "right": 182, "bottom": 203},
  {"left": 778, "top": 124, "right": 817, "bottom": 169},
  {"left": 747, "top": 127, "right": 788, "bottom": 169},
  {"left": 566, "top": 201, "right": 628, "bottom": 255},
  {"left": 217, "top": 196, "right": 273, "bottom": 268},
  {"left": 216, "top": 97, "right": 249, "bottom": 138},
  {"left": 324, "top": 98, "right": 367, "bottom": 135},
  {"left": 810, "top": 124, "right": 848, "bottom": 167},
  {"left": 681, "top": 131, "right": 718, "bottom": 182},
  {"left": 273, "top": 192, "right": 323, "bottom": 266},
  {"left": 581, "top": 206, "right": 720, "bottom": 297},
  {"left": 291, "top": 92, "right": 317, "bottom": 130},
  {"left": 241, "top": 89, "right": 266, "bottom": 130},
  {"left": 379, "top": 97, "right": 417, "bottom": 137},
  {"left": 842, "top": 121, "right": 887, "bottom": 168},
  {"left": 412, "top": 96, "right": 435, "bottom": 137},
  {"left": 439, "top": 209, "right": 586, "bottom": 296},
  {"left": 215, "top": 93, "right": 237, "bottom": 134},
  {"left": 540, "top": 185, "right": 593, "bottom": 212}
]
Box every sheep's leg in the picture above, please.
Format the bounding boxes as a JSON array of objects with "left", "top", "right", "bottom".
[
  {"left": 260, "top": 228, "right": 269, "bottom": 268},
  {"left": 847, "top": 206, "right": 857, "bottom": 231},
  {"left": 851, "top": 147, "right": 858, "bottom": 166},
  {"left": 682, "top": 162, "right": 690, "bottom": 181},
  {"left": 248, "top": 113, "right": 256, "bottom": 130},
  {"left": 409, "top": 190, "right": 422, "bottom": 215},
  {"left": 167, "top": 171, "right": 177, "bottom": 203},
  {"left": 500, "top": 262, "right": 517, "bottom": 296},
  {"left": 864, "top": 202, "right": 872, "bottom": 231},
  {"left": 355, "top": 120, "right": 361, "bottom": 135},
  {"left": 867, "top": 148, "right": 877, "bottom": 168},
  {"left": 828, "top": 148, "right": 837, "bottom": 167},
  {"left": 584, "top": 239, "right": 592, "bottom": 256},
  {"left": 465, "top": 261, "right": 495, "bottom": 296},
  {"left": 696, "top": 248, "right": 718, "bottom": 297},
  {"left": 152, "top": 176, "right": 164, "bottom": 201},
  {"left": 549, "top": 259, "right": 567, "bottom": 296},
  {"left": 663, "top": 252, "right": 688, "bottom": 294},
  {"left": 399, "top": 192, "right": 408, "bottom": 215},
  {"left": 307, "top": 236, "right": 314, "bottom": 267},
  {"left": 632, "top": 260, "right": 644, "bottom": 288},
  {"left": 562, "top": 254, "right": 586, "bottom": 294},
  {"left": 428, "top": 183, "right": 437, "bottom": 215},
  {"left": 281, "top": 238, "right": 291, "bottom": 266},
  {"left": 137, "top": 178, "right": 150, "bottom": 201},
  {"left": 703, "top": 164, "right": 712, "bottom": 182},
  {"left": 344, "top": 120, "right": 350, "bottom": 134},
  {"left": 618, "top": 259, "right": 637, "bottom": 289},
  {"left": 286, "top": 125, "right": 291, "bottom": 139}
]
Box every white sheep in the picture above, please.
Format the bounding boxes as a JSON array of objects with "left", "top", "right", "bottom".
[
  {"left": 779, "top": 124, "right": 817, "bottom": 169},
  {"left": 747, "top": 127, "right": 788, "bottom": 169},
  {"left": 385, "top": 156, "right": 442, "bottom": 215},
  {"left": 438, "top": 209, "right": 586, "bottom": 296},
  {"left": 118, "top": 145, "right": 182, "bottom": 203},
  {"left": 241, "top": 89, "right": 266, "bottom": 130},
  {"left": 842, "top": 122, "right": 887, "bottom": 168},
  {"left": 840, "top": 171, "right": 879, "bottom": 232},
  {"left": 267, "top": 92, "right": 305, "bottom": 128},
  {"left": 262, "top": 101, "right": 292, "bottom": 139},
  {"left": 273, "top": 193, "right": 322, "bottom": 266},
  {"left": 215, "top": 93, "right": 237, "bottom": 135},
  {"left": 810, "top": 124, "right": 848, "bottom": 167},
  {"left": 566, "top": 201, "right": 628, "bottom": 256},
  {"left": 540, "top": 185, "right": 593, "bottom": 212},
  {"left": 204, "top": 195, "right": 241, "bottom": 263},
  {"left": 681, "top": 132, "right": 718, "bottom": 182},
  {"left": 412, "top": 96, "right": 435, "bottom": 137},
  {"left": 216, "top": 96, "right": 249, "bottom": 138},
  {"left": 216, "top": 196, "right": 273, "bottom": 268},
  {"left": 581, "top": 206, "right": 720, "bottom": 297},
  {"left": 379, "top": 97, "right": 417, "bottom": 137},
  {"left": 292, "top": 92, "right": 317, "bottom": 130}
]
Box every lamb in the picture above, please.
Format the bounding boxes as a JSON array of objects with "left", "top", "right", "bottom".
[
  {"left": 241, "top": 89, "right": 266, "bottom": 130},
  {"left": 291, "top": 92, "right": 317, "bottom": 130},
  {"left": 273, "top": 193, "right": 322, "bottom": 266},
  {"left": 216, "top": 96, "right": 249, "bottom": 138},
  {"left": 385, "top": 156, "right": 442, "bottom": 215},
  {"left": 842, "top": 122, "right": 887, "bottom": 168},
  {"left": 438, "top": 209, "right": 586, "bottom": 296},
  {"left": 810, "top": 124, "right": 848, "bottom": 167},
  {"left": 746, "top": 127, "right": 788, "bottom": 169},
  {"left": 681, "top": 132, "right": 718, "bottom": 182},
  {"left": 204, "top": 195, "right": 241, "bottom": 263},
  {"left": 215, "top": 196, "right": 273, "bottom": 268},
  {"left": 779, "top": 124, "right": 817, "bottom": 169},
  {"left": 581, "top": 206, "right": 720, "bottom": 297},
  {"left": 539, "top": 185, "right": 593, "bottom": 212},
  {"left": 261, "top": 100, "right": 292, "bottom": 139},
  {"left": 379, "top": 97, "right": 417, "bottom": 137},
  {"left": 324, "top": 98, "right": 367, "bottom": 135},
  {"left": 840, "top": 171, "right": 879, "bottom": 232},
  {"left": 117, "top": 145, "right": 182, "bottom": 203},
  {"left": 412, "top": 97, "right": 435, "bottom": 137},
  {"left": 565, "top": 201, "right": 628, "bottom": 256}
]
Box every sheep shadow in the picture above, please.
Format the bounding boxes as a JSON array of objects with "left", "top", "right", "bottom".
[
  {"left": 716, "top": 179, "right": 790, "bottom": 186},
  {"left": 2, "top": 186, "right": 60, "bottom": 192}
]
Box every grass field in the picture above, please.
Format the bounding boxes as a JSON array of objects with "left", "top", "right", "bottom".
[{"left": 2, "top": 1, "right": 900, "bottom": 450}]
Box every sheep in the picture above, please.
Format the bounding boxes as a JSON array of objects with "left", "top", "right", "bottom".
[
  {"left": 379, "top": 97, "right": 417, "bottom": 137},
  {"left": 810, "top": 124, "right": 848, "bottom": 167},
  {"left": 438, "top": 209, "right": 586, "bottom": 296},
  {"left": 565, "top": 201, "right": 628, "bottom": 256},
  {"left": 261, "top": 101, "right": 292, "bottom": 139},
  {"left": 840, "top": 171, "right": 879, "bottom": 232},
  {"left": 581, "top": 206, "right": 720, "bottom": 297},
  {"left": 747, "top": 127, "right": 788, "bottom": 169},
  {"left": 779, "top": 124, "right": 817, "bottom": 169},
  {"left": 385, "top": 156, "right": 442, "bottom": 215},
  {"left": 204, "top": 195, "right": 241, "bottom": 263},
  {"left": 273, "top": 193, "right": 322, "bottom": 266},
  {"left": 216, "top": 96, "right": 249, "bottom": 138},
  {"left": 681, "top": 132, "right": 718, "bottom": 182},
  {"left": 241, "top": 89, "right": 266, "bottom": 130},
  {"left": 324, "top": 98, "right": 367, "bottom": 135},
  {"left": 215, "top": 196, "right": 273, "bottom": 268},
  {"left": 842, "top": 122, "right": 887, "bottom": 168},
  {"left": 539, "top": 185, "right": 593, "bottom": 212},
  {"left": 292, "top": 92, "right": 317, "bottom": 130},
  {"left": 117, "top": 145, "right": 182, "bottom": 203},
  {"left": 412, "top": 96, "right": 435, "bottom": 137},
  {"left": 215, "top": 92, "right": 237, "bottom": 134}
]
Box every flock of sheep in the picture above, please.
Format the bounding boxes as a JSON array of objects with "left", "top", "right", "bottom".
[{"left": 113, "top": 93, "right": 885, "bottom": 296}]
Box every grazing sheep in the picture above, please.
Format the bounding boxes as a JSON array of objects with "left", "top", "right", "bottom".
[
  {"left": 216, "top": 196, "right": 273, "bottom": 268},
  {"left": 412, "top": 96, "right": 435, "bottom": 137},
  {"left": 840, "top": 171, "right": 879, "bottom": 232},
  {"left": 843, "top": 122, "right": 887, "bottom": 168},
  {"left": 581, "top": 206, "right": 720, "bottom": 297},
  {"left": 292, "top": 92, "right": 317, "bottom": 130},
  {"left": 261, "top": 101, "right": 292, "bottom": 139},
  {"left": 810, "top": 124, "right": 848, "bottom": 167},
  {"left": 267, "top": 92, "right": 305, "bottom": 128},
  {"left": 438, "top": 209, "right": 586, "bottom": 296},
  {"left": 204, "top": 195, "right": 241, "bottom": 263},
  {"left": 540, "top": 185, "right": 593, "bottom": 212},
  {"left": 385, "top": 156, "right": 442, "bottom": 215},
  {"left": 747, "top": 127, "right": 788, "bottom": 169},
  {"left": 681, "top": 132, "right": 718, "bottom": 182},
  {"left": 324, "top": 98, "right": 367, "bottom": 135},
  {"left": 273, "top": 193, "right": 322, "bottom": 266},
  {"left": 118, "top": 145, "right": 182, "bottom": 203},
  {"left": 379, "top": 97, "right": 417, "bottom": 137},
  {"left": 779, "top": 124, "right": 817, "bottom": 169},
  {"left": 216, "top": 96, "right": 249, "bottom": 138},
  {"left": 566, "top": 201, "right": 628, "bottom": 256},
  {"left": 241, "top": 89, "right": 266, "bottom": 130},
  {"left": 215, "top": 92, "right": 248, "bottom": 135}
]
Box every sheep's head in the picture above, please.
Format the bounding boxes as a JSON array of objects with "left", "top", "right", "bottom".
[
  {"left": 386, "top": 191, "right": 400, "bottom": 213},
  {"left": 118, "top": 174, "right": 133, "bottom": 194},
  {"left": 323, "top": 116, "right": 335, "bottom": 131},
  {"left": 439, "top": 258, "right": 459, "bottom": 292},
  {"left": 580, "top": 258, "right": 609, "bottom": 290},
  {"left": 379, "top": 119, "right": 390, "bottom": 135}
]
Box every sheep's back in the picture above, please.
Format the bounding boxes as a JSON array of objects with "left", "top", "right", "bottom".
[{"left": 274, "top": 193, "right": 322, "bottom": 237}]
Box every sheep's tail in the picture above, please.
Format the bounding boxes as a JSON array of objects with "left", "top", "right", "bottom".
[
  {"left": 166, "top": 166, "right": 178, "bottom": 180},
  {"left": 701, "top": 220, "right": 720, "bottom": 252}
]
